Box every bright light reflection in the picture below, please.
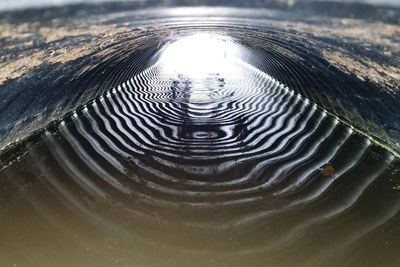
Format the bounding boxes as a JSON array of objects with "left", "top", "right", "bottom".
[{"left": 158, "top": 33, "right": 241, "bottom": 78}]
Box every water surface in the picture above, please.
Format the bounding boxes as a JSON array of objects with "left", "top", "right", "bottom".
[{"left": 1, "top": 33, "right": 400, "bottom": 267}]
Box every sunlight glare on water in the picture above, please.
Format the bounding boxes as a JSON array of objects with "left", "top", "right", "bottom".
[
  {"left": 0, "top": 9, "right": 400, "bottom": 267},
  {"left": 158, "top": 33, "right": 242, "bottom": 78}
]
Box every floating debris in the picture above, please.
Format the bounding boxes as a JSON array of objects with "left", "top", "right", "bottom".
[{"left": 320, "top": 163, "right": 336, "bottom": 176}]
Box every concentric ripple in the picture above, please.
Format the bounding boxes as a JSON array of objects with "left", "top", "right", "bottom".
[
  {"left": 1, "top": 33, "right": 399, "bottom": 266},
  {"left": 1, "top": 0, "right": 400, "bottom": 263}
]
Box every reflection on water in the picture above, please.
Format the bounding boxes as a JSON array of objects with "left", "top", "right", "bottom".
[{"left": 1, "top": 34, "right": 400, "bottom": 267}]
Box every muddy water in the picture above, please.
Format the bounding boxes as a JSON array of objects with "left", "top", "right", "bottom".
[{"left": 1, "top": 33, "right": 400, "bottom": 267}]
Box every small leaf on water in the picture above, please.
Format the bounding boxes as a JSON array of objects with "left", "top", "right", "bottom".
[{"left": 320, "top": 163, "right": 335, "bottom": 176}]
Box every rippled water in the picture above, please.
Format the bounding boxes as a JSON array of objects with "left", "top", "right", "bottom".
[{"left": 1, "top": 31, "right": 400, "bottom": 267}]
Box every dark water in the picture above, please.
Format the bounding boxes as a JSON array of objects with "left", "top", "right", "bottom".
[{"left": 1, "top": 33, "right": 400, "bottom": 267}]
